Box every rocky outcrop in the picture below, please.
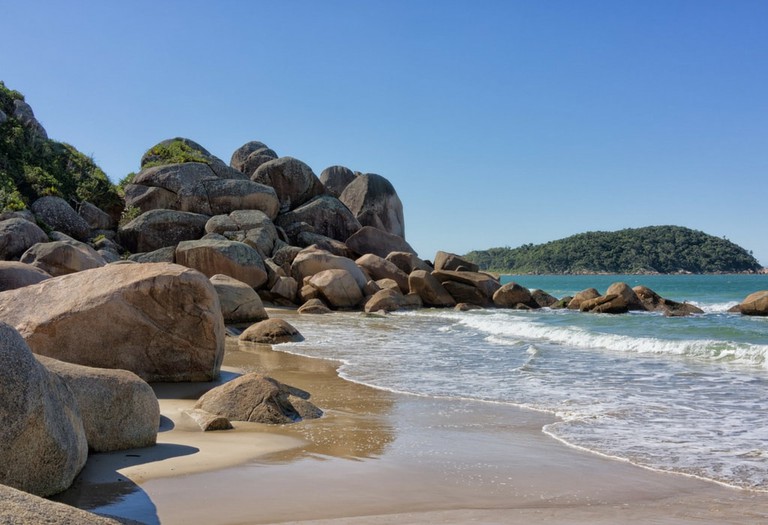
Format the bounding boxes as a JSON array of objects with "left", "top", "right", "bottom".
[
  {"left": 276, "top": 195, "right": 361, "bottom": 243},
  {"left": 209, "top": 274, "right": 268, "bottom": 324},
  {"left": 307, "top": 269, "right": 364, "bottom": 309},
  {"left": 408, "top": 270, "right": 456, "bottom": 307},
  {"left": 118, "top": 209, "right": 209, "bottom": 253},
  {"left": 492, "top": 282, "right": 536, "bottom": 309},
  {"left": 319, "top": 165, "right": 356, "bottom": 197},
  {"left": 291, "top": 246, "right": 368, "bottom": 289},
  {"left": 230, "top": 141, "right": 278, "bottom": 175},
  {"left": 252, "top": 157, "right": 325, "bottom": 212},
  {"left": 176, "top": 238, "right": 268, "bottom": 289},
  {"left": 434, "top": 251, "right": 479, "bottom": 273},
  {"left": 30, "top": 196, "right": 91, "bottom": 241},
  {"left": 38, "top": 356, "right": 159, "bottom": 452},
  {"left": 356, "top": 253, "right": 409, "bottom": 293},
  {"left": 0, "top": 218, "right": 49, "bottom": 260},
  {"left": 633, "top": 286, "right": 704, "bottom": 316},
  {"left": 0, "top": 484, "right": 125, "bottom": 524},
  {"left": 580, "top": 283, "right": 645, "bottom": 314},
  {"left": 0, "top": 261, "right": 51, "bottom": 291},
  {"left": 20, "top": 240, "right": 106, "bottom": 277},
  {"left": 239, "top": 319, "right": 304, "bottom": 344},
  {"left": 0, "top": 323, "right": 87, "bottom": 497},
  {"left": 346, "top": 226, "right": 418, "bottom": 259},
  {"left": 339, "top": 173, "right": 405, "bottom": 238},
  {"left": 567, "top": 288, "right": 601, "bottom": 310},
  {"left": 0, "top": 263, "right": 225, "bottom": 382},
  {"left": 194, "top": 373, "right": 322, "bottom": 424},
  {"left": 737, "top": 290, "right": 768, "bottom": 316}
]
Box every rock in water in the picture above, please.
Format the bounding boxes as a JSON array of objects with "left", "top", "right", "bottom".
[
  {"left": 738, "top": 290, "right": 768, "bottom": 316},
  {"left": 239, "top": 318, "right": 304, "bottom": 344},
  {"left": 0, "top": 263, "right": 225, "bottom": 382}
]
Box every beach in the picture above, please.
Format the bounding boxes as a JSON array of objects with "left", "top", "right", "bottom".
[{"left": 53, "top": 307, "right": 768, "bottom": 525}]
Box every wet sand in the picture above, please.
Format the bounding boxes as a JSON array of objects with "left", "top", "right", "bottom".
[{"left": 55, "top": 313, "right": 768, "bottom": 524}]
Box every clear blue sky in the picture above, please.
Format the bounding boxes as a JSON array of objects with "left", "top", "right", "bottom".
[{"left": 2, "top": 1, "right": 766, "bottom": 264}]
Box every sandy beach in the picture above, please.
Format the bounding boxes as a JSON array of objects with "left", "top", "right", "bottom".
[{"left": 53, "top": 310, "right": 768, "bottom": 525}]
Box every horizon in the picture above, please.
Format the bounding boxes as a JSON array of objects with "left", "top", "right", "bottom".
[{"left": 1, "top": 1, "right": 766, "bottom": 265}]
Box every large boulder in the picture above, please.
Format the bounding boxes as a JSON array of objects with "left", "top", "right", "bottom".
[
  {"left": 30, "top": 196, "right": 90, "bottom": 241},
  {"left": 387, "top": 251, "right": 432, "bottom": 274},
  {"left": 442, "top": 280, "right": 491, "bottom": 307},
  {"left": 531, "top": 289, "right": 559, "bottom": 308},
  {"left": 0, "top": 263, "right": 225, "bottom": 382},
  {"left": 210, "top": 274, "right": 268, "bottom": 323},
  {"left": 0, "top": 217, "right": 49, "bottom": 260},
  {"left": 346, "top": 226, "right": 418, "bottom": 259},
  {"left": 605, "top": 282, "right": 645, "bottom": 311},
  {"left": 252, "top": 157, "right": 325, "bottom": 212},
  {"left": 633, "top": 285, "right": 704, "bottom": 316},
  {"left": 230, "top": 141, "right": 278, "bottom": 174},
  {"left": 319, "top": 165, "right": 356, "bottom": 197},
  {"left": 38, "top": 356, "right": 159, "bottom": 452},
  {"left": 434, "top": 251, "right": 479, "bottom": 272},
  {"left": 239, "top": 318, "right": 304, "bottom": 344},
  {"left": 408, "top": 269, "right": 456, "bottom": 307},
  {"left": 206, "top": 209, "right": 280, "bottom": 257},
  {"left": 432, "top": 270, "right": 501, "bottom": 303},
  {"left": 737, "top": 290, "right": 768, "bottom": 316},
  {"left": 298, "top": 298, "right": 332, "bottom": 314},
  {"left": 0, "top": 484, "right": 124, "bottom": 524},
  {"left": 0, "top": 261, "right": 51, "bottom": 291},
  {"left": 0, "top": 323, "right": 88, "bottom": 496},
  {"left": 12, "top": 99, "right": 48, "bottom": 139},
  {"left": 176, "top": 238, "right": 268, "bottom": 289},
  {"left": 364, "top": 288, "right": 404, "bottom": 313},
  {"left": 20, "top": 240, "right": 106, "bottom": 277},
  {"left": 339, "top": 173, "right": 405, "bottom": 238},
  {"left": 356, "top": 253, "right": 409, "bottom": 293},
  {"left": 128, "top": 246, "right": 176, "bottom": 263},
  {"left": 307, "top": 269, "right": 364, "bottom": 309},
  {"left": 567, "top": 288, "right": 601, "bottom": 310},
  {"left": 291, "top": 246, "right": 368, "bottom": 289},
  {"left": 119, "top": 209, "right": 209, "bottom": 253},
  {"left": 493, "top": 282, "right": 537, "bottom": 309},
  {"left": 275, "top": 195, "right": 362, "bottom": 243},
  {"left": 78, "top": 201, "right": 115, "bottom": 230},
  {"left": 194, "top": 373, "right": 322, "bottom": 424}
]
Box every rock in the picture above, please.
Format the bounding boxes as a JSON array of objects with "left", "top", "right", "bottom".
[
  {"left": 364, "top": 288, "right": 404, "bottom": 313},
  {"left": 386, "top": 251, "right": 432, "bottom": 274},
  {"left": 738, "top": 290, "right": 768, "bottom": 316},
  {"left": 296, "top": 231, "right": 353, "bottom": 258},
  {"left": 0, "top": 218, "right": 49, "bottom": 260},
  {"left": 0, "top": 323, "right": 87, "bottom": 496},
  {"left": 181, "top": 408, "right": 233, "bottom": 431},
  {"left": 345, "top": 226, "right": 418, "bottom": 259},
  {"left": 493, "top": 282, "right": 537, "bottom": 309},
  {"left": 339, "top": 173, "right": 405, "bottom": 238},
  {"left": 30, "top": 196, "right": 90, "bottom": 241},
  {"left": 0, "top": 484, "right": 125, "bottom": 524},
  {"left": 550, "top": 296, "right": 573, "bottom": 309},
  {"left": 633, "top": 286, "right": 704, "bottom": 316},
  {"left": 194, "top": 373, "right": 322, "bottom": 424},
  {"left": 567, "top": 288, "right": 601, "bottom": 310},
  {"left": 176, "top": 239, "right": 268, "bottom": 289},
  {"left": 408, "top": 269, "right": 456, "bottom": 307},
  {"left": 272, "top": 242, "right": 303, "bottom": 269},
  {"left": 210, "top": 274, "right": 268, "bottom": 323},
  {"left": 433, "top": 251, "right": 479, "bottom": 273},
  {"left": 140, "top": 138, "right": 234, "bottom": 171},
  {"left": 202, "top": 178, "right": 280, "bottom": 218},
  {"left": 0, "top": 261, "right": 51, "bottom": 291},
  {"left": 252, "top": 157, "right": 325, "bottom": 212},
  {"left": 432, "top": 270, "right": 501, "bottom": 302},
  {"left": 319, "top": 165, "right": 356, "bottom": 197},
  {"left": 531, "top": 289, "right": 559, "bottom": 308},
  {"left": 276, "top": 194, "right": 361, "bottom": 243},
  {"left": 37, "top": 356, "right": 159, "bottom": 452},
  {"left": 12, "top": 99, "right": 48, "bottom": 139},
  {"left": 78, "top": 201, "right": 115, "bottom": 230},
  {"left": 605, "top": 282, "right": 645, "bottom": 311},
  {"left": 239, "top": 319, "right": 304, "bottom": 344},
  {"left": 0, "top": 263, "right": 225, "bottom": 382},
  {"left": 20, "top": 240, "right": 106, "bottom": 276},
  {"left": 356, "top": 253, "right": 409, "bottom": 293},
  {"left": 270, "top": 276, "right": 298, "bottom": 303},
  {"left": 442, "top": 280, "right": 492, "bottom": 307},
  {"left": 291, "top": 246, "right": 368, "bottom": 289},
  {"left": 307, "top": 269, "right": 364, "bottom": 309},
  {"left": 128, "top": 246, "right": 176, "bottom": 263},
  {"left": 298, "top": 283, "right": 321, "bottom": 303},
  {"left": 580, "top": 293, "right": 628, "bottom": 314},
  {"left": 375, "top": 278, "right": 400, "bottom": 291},
  {"left": 230, "top": 141, "right": 277, "bottom": 174},
  {"left": 298, "top": 298, "right": 332, "bottom": 314},
  {"left": 119, "top": 209, "right": 209, "bottom": 253},
  {"left": 455, "top": 302, "right": 483, "bottom": 311}
]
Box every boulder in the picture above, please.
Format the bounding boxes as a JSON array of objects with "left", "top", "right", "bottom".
[
  {"left": 432, "top": 270, "right": 501, "bottom": 302},
  {"left": 276, "top": 194, "right": 361, "bottom": 242},
  {"left": 605, "top": 282, "right": 645, "bottom": 311},
  {"left": 633, "top": 285, "right": 704, "bottom": 317},
  {"left": 339, "top": 173, "right": 405, "bottom": 238},
  {"left": 140, "top": 137, "right": 228, "bottom": 168},
  {"left": 128, "top": 246, "right": 176, "bottom": 263},
  {"left": 78, "top": 201, "right": 115, "bottom": 230},
  {"left": 0, "top": 263, "right": 225, "bottom": 382},
  {"left": 252, "top": 156, "right": 325, "bottom": 212},
  {"left": 239, "top": 319, "right": 304, "bottom": 344},
  {"left": 0, "top": 323, "right": 87, "bottom": 496},
  {"left": 0, "top": 217, "right": 49, "bottom": 260},
  {"left": 531, "top": 289, "right": 559, "bottom": 308},
  {"left": 176, "top": 239, "right": 268, "bottom": 289},
  {"left": 386, "top": 251, "right": 432, "bottom": 274},
  {"left": 273, "top": 242, "right": 302, "bottom": 269},
  {"left": 375, "top": 278, "right": 400, "bottom": 291},
  {"left": 181, "top": 409, "right": 233, "bottom": 431},
  {"left": 201, "top": 178, "right": 280, "bottom": 218},
  {"left": 580, "top": 294, "right": 628, "bottom": 314},
  {"left": 270, "top": 276, "right": 298, "bottom": 303},
  {"left": 493, "top": 282, "right": 537, "bottom": 309},
  {"left": 364, "top": 288, "right": 404, "bottom": 313},
  {"left": 230, "top": 141, "right": 277, "bottom": 174},
  {"left": 298, "top": 298, "right": 332, "bottom": 314},
  {"left": 296, "top": 231, "right": 353, "bottom": 258},
  {"left": 37, "top": 356, "right": 159, "bottom": 452},
  {"left": 210, "top": 274, "right": 268, "bottom": 323},
  {"left": 307, "top": 269, "right": 364, "bottom": 309},
  {"left": 346, "top": 226, "right": 418, "bottom": 259},
  {"left": 0, "top": 261, "right": 51, "bottom": 291},
  {"left": 194, "top": 373, "right": 322, "bottom": 424},
  {"left": 442, "top": 280, "right": 492, "bottom": 307},
  {"left": 455, "top": 302, "right": 483, "bottom": 311},
  {"left": 30, "top": 196, "right": 90, "bottom": 241},
  {"left": 356, "top": 253, "right": 409, "bottom": 293},
  {"left": 319, "top": 165, "right": 357, "bottom": 197},
  {"left": 567, "top": 288, "right": 601, "bottom": 310},
  {"left": 551, "top": 296, "right": 573, "bottom": 309},
  {"left": 738, "top": 290, "right": 768, "bottom": 316},
  {"left": 0, "top": 484, "right": 124, "bottom": 524},
  {"left": 20, "top": 240, "right": 106, "bottom": 277},
  {"left": 408, "top": 269, "right": 456, "bottom": 307},
  {"left": 12, "top": 99, "right": 48, "bottom": 139},
  {"left": 291, "top": 246, "right": 368, "bottom": 289},
  {"left": 433, "top": 251, "right": 479, "bottom": 272},
  {"left": 119, "top": 209, "right": 209, "bottom": 253}
]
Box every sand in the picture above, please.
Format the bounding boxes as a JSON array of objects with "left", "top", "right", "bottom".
[{"left": 53, "top": 313, "right": 768, "bottom": 524}]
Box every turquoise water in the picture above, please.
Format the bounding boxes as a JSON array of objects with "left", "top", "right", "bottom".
[{"left": 280, "top": 275, "right": 768, "bottom": 491}]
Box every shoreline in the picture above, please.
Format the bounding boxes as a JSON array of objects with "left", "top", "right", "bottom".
[{"left": 54, "top": 313, "right": 768, "bottom": 524}]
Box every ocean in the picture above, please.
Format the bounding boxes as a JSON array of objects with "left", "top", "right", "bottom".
[{"left": 278, "top": 274, "right": 768, "bottom": 492}]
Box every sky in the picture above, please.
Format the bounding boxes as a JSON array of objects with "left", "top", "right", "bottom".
[{"left": 1, "top": 1, "right": 766, "bottom": 264}]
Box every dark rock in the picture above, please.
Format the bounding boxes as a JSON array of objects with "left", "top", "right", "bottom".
[
  {"left": 230, "top": 141, "right": 278, "bottom": 173},
  {"left": 432, "top": 270, "right": 501, "bottom": 302},
  {"left": 276, "top": 194, "right": 361, "bottom": 242},
  {"left": 339, "top": 173, "right": 405, "bottom": 238},
  {"left": 20, "top": 240, "right": 106, "bottom": 277},
  {"left": 13, "top": 99, "right": 47, "bottom": 139},
  {"left": 252, "top": 157, "right": 325, "bottom": 212},
  {"left": 30, "top": 196, "right": 90, "bottom": 241},
  {"left": 319, "top": 165, "right": 357, "bottom": 197},
  {"left": 531, "top": 289, "right": 559, "bottom": 308},
  {"left": 78, "top": 201, "right": 115, "bottom": 230},
  {"left": 346, "top": 226, "right": 417, "bottom": 259},
  {"left": 119, "top": 209, "right": 209, "bottom": 253},
  {"left": 0, "top": 218, "right": 49, "bottom": 260},
  {"left": 176, "top": 239, "right": 268, "bottom": 289},
  {"left": 633, "top": 286, "right": 704, "bottom": 316},
  {"left": 386, "top": 251, "right": 432, "bottom": 274},
  {"left": 0, "top": 261, "right": 51, "bottom": 291},
  {"left": 128, "top": 246, "right": 176, "bottom": 263},
  {"left": 443, "top": 280, "right": 492, "bottom": 307}
]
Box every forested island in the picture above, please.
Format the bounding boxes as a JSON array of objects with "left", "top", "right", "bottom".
[{"left": 464, "top": 226, "right": 763, "bottom": 275}]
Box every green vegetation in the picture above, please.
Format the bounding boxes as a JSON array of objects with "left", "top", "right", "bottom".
[
  {"left": 141, "top": 139, "right": 211, "bottom": 169},
  {"left": 465, "top": 226, "right": 763, "bottom": 274},
  {"left": 0, "top": 81, "right": 122, "bottom": 215}
]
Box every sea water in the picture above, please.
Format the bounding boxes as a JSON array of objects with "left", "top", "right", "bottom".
[{"left": 278, "top": 275, "right": 768, "bottom": 491}]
